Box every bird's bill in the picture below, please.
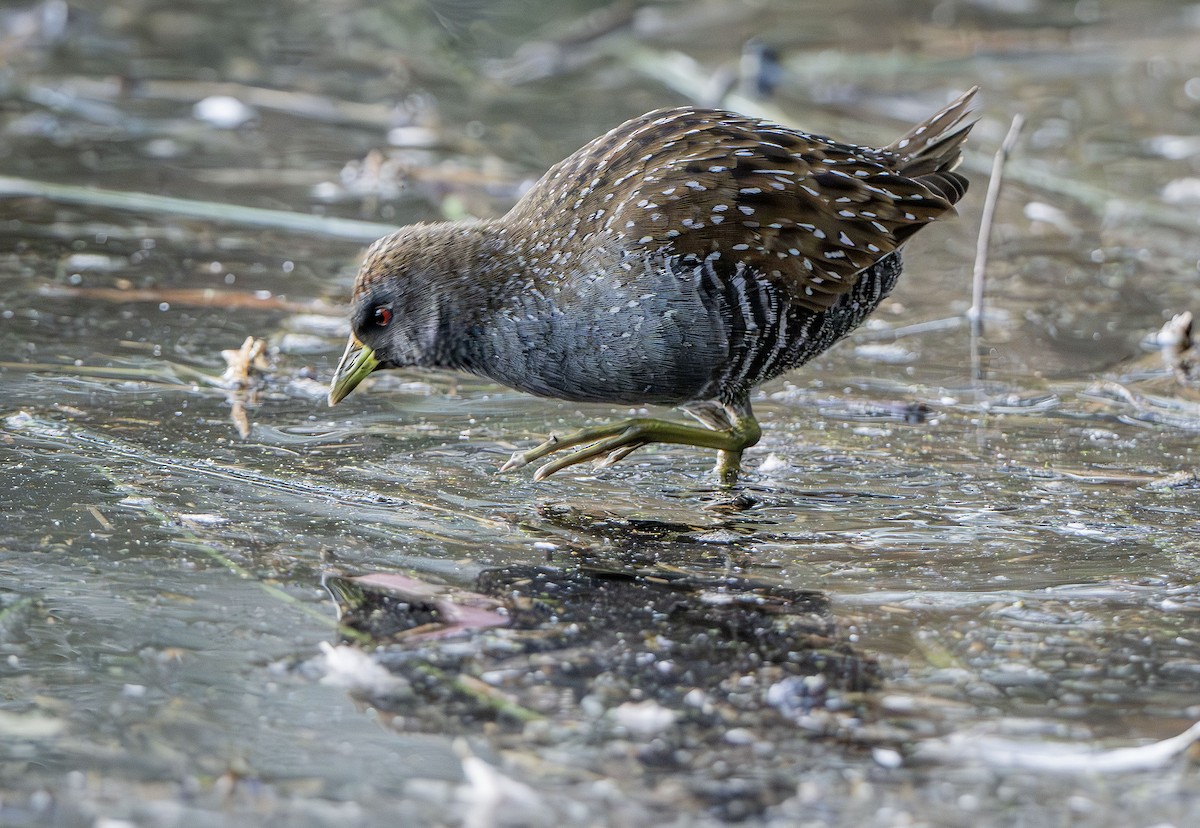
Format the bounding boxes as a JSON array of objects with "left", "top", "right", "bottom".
[{"left": 328, "top": 335, "right": 380, "bottom": 406}]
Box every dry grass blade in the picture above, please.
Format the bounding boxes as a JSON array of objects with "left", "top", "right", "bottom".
[
  {"left": 968, "top": 114, "right": 1024, "bottom": 335},
  {"left": 0, "top": 175, "right": 396, "bottom": 242}
]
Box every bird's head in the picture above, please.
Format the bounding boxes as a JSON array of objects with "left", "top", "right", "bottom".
[{"left": 327, "top": 226, "right": 448, "bottom": 406}]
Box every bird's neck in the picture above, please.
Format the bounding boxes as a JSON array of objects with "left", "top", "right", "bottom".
[
  {"left": 412, "top": 219, "right": 526, "bottom": 371},
  {"left": 421, "top": 217, "right": 620, "bottom": 394}
]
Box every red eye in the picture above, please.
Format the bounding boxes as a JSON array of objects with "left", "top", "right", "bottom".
[{"left": 373, "top": 306, "right": 392, "bottom": 327}]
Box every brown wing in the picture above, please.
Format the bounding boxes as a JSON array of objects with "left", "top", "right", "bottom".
[{"left": 510, "top": 89, "right": 977, "bottom": 313}]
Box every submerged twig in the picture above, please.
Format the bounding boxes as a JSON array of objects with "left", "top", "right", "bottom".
[
  {"left": 37, "top": 284, "right": 341, "bottom": 315},
  {"left": 0, "top": 359, "right": 217, "bottom": 385},
  {"left": 968, "top": 114, "right": 1024, "bottom": 345}
]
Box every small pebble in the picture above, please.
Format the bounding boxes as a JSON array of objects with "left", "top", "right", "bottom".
[
  {"left": 872, "top": 746, "right": 903, "bottom": 769},
  {"left": 612, "top": 700, "right": 676, "bottom": 736},
  {"left": 193, "top": 95, "right": 257, "bottom": 129}
]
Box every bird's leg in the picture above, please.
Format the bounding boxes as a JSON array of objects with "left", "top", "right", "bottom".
[
  {"left": 680, "top": 400, "right": 743, "bottom": 485},
  {"left": 499, "top": 397, "right": 761, "bottom": 483}
]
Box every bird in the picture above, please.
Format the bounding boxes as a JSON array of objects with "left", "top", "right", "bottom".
[{"left": 328, "top": 87, "right": 978, "bottom": 483}]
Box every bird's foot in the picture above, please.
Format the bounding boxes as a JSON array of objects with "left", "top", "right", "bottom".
[{"left": 499, "top": 407, "right": 761, "bottom": 483}]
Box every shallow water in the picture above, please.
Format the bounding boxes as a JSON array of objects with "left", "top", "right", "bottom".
[{"left": 2, "top": 1, "right": 1200, "bottom": 825}]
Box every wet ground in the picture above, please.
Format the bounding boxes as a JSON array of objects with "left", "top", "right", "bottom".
[{"left": 2, "top": 1, "right": 1200, "bottom": 826}]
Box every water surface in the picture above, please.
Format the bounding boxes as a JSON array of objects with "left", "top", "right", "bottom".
[{"left": 2, "top": 1, "right": 1199, "bottom": 825}]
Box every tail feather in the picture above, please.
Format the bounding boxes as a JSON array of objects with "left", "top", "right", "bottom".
[{"left": 887, "top": 86, "right": 979, "bottom": 182}]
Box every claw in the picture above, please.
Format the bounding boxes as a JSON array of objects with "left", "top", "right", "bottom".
[
  {"left": 498, "top": 434, "right": 558, "bottom": 473},
  {"left": 498, "top": 453, "right": 527, "bottom": 473},
  {"left": 600, "top": 442, "right": 643, "bottom": 468}
]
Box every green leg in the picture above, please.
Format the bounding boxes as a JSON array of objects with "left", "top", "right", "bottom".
[{"left": 499, "top": 397, "right": 761, "bottom": 483}]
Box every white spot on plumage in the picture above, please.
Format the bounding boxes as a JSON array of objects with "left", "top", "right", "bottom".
[
  {"left": 838, "top": 231, "right": 854, "bottom": 246},
  {"left": 738, "top": 205, "right": 755, "bottom": 215},
  {"left": 731, "top": 243, "right": 750, "bottom": 251},
  {"left": 711, "top": 204, "right": 728, "bottom": 212},
  {"left": 739, "top": 187, "right": 762, "bottom": 195}
]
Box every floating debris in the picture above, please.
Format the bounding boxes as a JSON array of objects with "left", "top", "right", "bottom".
[
  {"left": 1158, "top": 311, "right": 1198, "bottom": 385},
  {"left": 914, "top": 720, "right": 1200, "bottom": 774},
  {"left": 325, "top": 572, "right": 510, "bottom": 643},
  {"left": 219, "top": 336, "right": 270, "bottom": 438}
]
